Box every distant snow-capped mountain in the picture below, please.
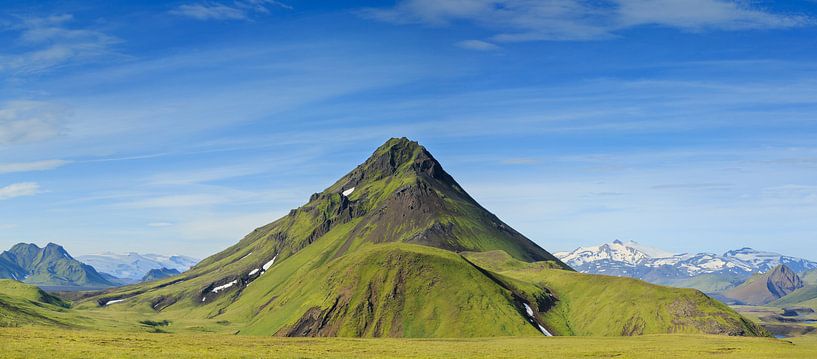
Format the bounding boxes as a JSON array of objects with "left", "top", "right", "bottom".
[
  {"left": 723, "top": 248, "right": 817, "bottom": 274},
  {"left": 77, "top": 252, "right": 199, "bottom": 280},
  {"left": 556, "top": 241, "right": 817, "bottom": 280}
]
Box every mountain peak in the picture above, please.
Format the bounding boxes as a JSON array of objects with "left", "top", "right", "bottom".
[
  {"left": 42, "top": 243, "right": 70, "bottom": 258},
  {"left": 321, "top": 137, "right": 457, "bottom": 203},
  {"left": 367, "top": 137, "right": 446, "bottom": 180},
  {"left": 722, "top": 263, "right": 804, "bottom": 305},
  {"left": 769, "top": 263, "right": 795, "bottom": 276}
]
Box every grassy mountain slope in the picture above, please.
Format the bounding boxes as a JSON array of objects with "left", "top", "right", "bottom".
[
  {"left": 802, "top": 269, "right": 817, "bottom": 286},
  {"left": 0, "top": 279, "right": 73, "bottom": 327},
  {"left": 73, "top": 138, "right": 763, "bottom": 338},
  {"left": 237, "top": 244, "right": 541, "bottom": 337},
  {"left": 0, "top": 280, "right": 146, "bottom": 332},
  {"left": 772, "top": 285, "right": 817, "bottom": 308},
  {"left": 463, "top": 250, "right": 766, "bottom": 337},
  {"left": 0, "top": 243, "right": 113, "bottom": 288},
  {"left": 722, "top": 265, "right": 804, "bottom": 305}
]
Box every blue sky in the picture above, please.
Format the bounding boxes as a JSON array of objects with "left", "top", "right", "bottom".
[{"left": 1, "top": 0, "right": 816, "bottom": 259}]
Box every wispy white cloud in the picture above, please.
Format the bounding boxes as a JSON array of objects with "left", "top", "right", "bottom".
[
  {"left": 362, "top": 0, "right": 812, "bottom": 43},
  {"left": 0, "top": 101, "right": 65, "bottom": 145},
  {"left": 171, "top": 0, "right": 292, "bottom": 21},
  {"left": 615, "top": 0, "right": 808, "bottom": 30},
  {"left": 0, "top": 14, "right": 120, "bottom": 75},
  {"left": 0, "top": 159, "right": 70, "bottom": 174},
  {"left": 0, "top": 182, "right": 40, "bottom": 200},
  {"left": 501, "top": 157, "right": 539, "bottom": 165},
  {"left": 456, "top": 39, "right": 501, "bottom": 51},
  {"left": 171, "top": 4, "right": 247, "bottom": 20},
  {"left": 147, "top": 222, "right": 174, "bottom": 227}
]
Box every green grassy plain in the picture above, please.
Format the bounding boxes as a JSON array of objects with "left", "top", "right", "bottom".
[{"left": 0, "top": 326, "right": 815, "bottom": 359}]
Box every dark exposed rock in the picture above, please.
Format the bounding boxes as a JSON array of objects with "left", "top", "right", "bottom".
[{"left": 150, "top": 295, "right": 178, "bottom": 312}]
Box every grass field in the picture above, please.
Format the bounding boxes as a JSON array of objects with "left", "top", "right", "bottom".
[{"left": 1, "top": 327, "right": 816, "bottom": 358}]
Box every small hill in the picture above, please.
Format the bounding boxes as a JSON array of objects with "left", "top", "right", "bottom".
[
  {"left": 0, "top": 243, "right": 113, "bottom": 288},
  {"left": 0, "top": 279, "right": 73, "bottom": 327},
  {"left": 722, "top": 265, "right": 804, "bottom": 305},
  {"left": 141, "top": 268, "right": 180, "bottom": 282}
]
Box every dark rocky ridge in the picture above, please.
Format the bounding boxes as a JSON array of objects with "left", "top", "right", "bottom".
[{"left": 722, "top": 265, "right": 804, "bottom": 305}]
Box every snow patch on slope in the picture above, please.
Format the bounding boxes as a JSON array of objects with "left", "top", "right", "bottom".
[
  {"left": 212, "top": 280, "right": 237, "bottom": 293},
  {"left": 522, "top": 303, "right": 552, "bottom": 336},
  {"left": 262, "top": 255, "right": 277, "bottom": 272}
]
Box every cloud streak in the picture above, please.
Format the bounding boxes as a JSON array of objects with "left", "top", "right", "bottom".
[
  {"left": 362, "top": 0, "right": 811, "bottom": 46},
  {"left": 0, "top": 182, "right": 40, "bottom": 200},
  {"left": 0, "top": 101, "right": 65, "bottom": 145},
  {"left": 0, "top": 14, "right": 120, "bottom": 75},
  {"left": 0, "top": 159, "right": 69, "bottom": 174},
  {"left": 456, "top": 39, "right": 501, "bottom": 51},
  {"left": 171, "top": 0, "right": 292, "bottom": 21}
]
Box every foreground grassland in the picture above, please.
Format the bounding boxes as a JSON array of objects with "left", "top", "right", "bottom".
[{"left": 1, "top": 327, "right": 816, "bottom": 359}]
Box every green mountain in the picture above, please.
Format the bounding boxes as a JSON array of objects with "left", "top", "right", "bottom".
[
  {"left": 77, "top": 138, "right": 764, "bottom": 338},
  {"left": 721, "top": 265, "right": 804, "bottom": 305},
  {"left": 0, "top": 243, "right": 113, "bottom": 288},
  {"left": 141, "top": 268, "right": 180, "bottom": 283}
]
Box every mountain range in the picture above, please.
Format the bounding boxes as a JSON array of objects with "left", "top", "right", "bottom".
[
  {"left": 66, "top": 138, "right": 764, "bottom": 338},
  {"left": 556, "top": 240, "right": 817, "bottom": 293},
  {"left": 77, "top": 252, "right": 198, "bottom": 281},
  {"left": 0, "top": 243, "right": 196, "bottom": 288},
  {"left": 0, "top": 243, "right": 113, "bottom": 289}
]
